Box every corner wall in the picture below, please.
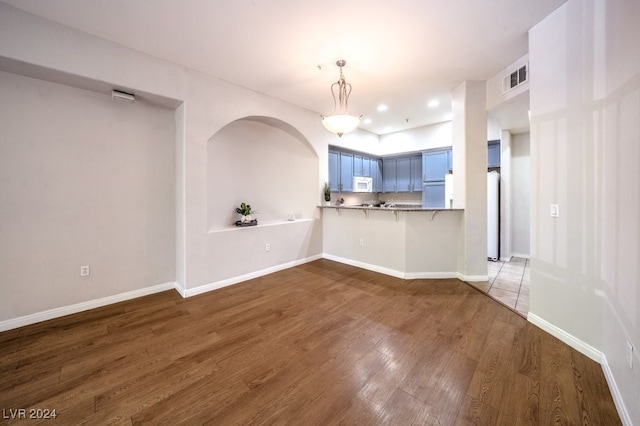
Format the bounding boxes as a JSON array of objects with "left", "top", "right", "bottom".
[
  {"left": 529, "top": 0, "right": 639, "bottom": 423},
  {"left": 0, "top": 71, "right": 176, "bottom": 322}
]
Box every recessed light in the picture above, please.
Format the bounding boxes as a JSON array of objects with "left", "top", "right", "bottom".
[
  {"left": 377, "top": 104, "right": 388, "bottom": 112},
  {"left": 428, "top": 99, "right": 440, "bottom": 108}
]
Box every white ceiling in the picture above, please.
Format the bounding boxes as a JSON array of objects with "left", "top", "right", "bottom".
[{"left": 1, "top": 0, "right": 564, "bottom": 135}]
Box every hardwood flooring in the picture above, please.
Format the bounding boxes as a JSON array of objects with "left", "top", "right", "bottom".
[{"left": 0, "top": 259, "right": 620, "bottom": 425}]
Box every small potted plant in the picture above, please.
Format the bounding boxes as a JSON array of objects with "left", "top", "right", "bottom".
[
  {"left": 235, "top": 202, "right": 257, "bottom": 226},
  {"left": 323, "top": 182, "right": 331, "bottom": 206}
]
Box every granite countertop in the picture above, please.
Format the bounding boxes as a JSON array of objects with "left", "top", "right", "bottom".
[{"left": 318, "top": 204, "right": 463, "bottom": 212}]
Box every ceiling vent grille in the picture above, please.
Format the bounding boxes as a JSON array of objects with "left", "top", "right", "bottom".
[{"left": 502, "top": 63, "right": 528, "bottom": 94}]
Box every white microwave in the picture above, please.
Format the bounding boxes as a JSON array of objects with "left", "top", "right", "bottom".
[{"left": 353, "top": 176, "right": 373, "bottom": 192}]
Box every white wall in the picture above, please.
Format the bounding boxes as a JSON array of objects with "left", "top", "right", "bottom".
[
  {"left": 511, "top": 132, "right": 530, "bottom": 257},
  {"left": 0, "top": 3, "right": 331, "bottom": 320},
  {"left": 530, "top": 0, "right": 639, "bottom": 423},
  {"left": 0, "top": 71, "right": 176, "bottom": 322},
  {"left": 330, "top": 121, "right": 452, "bottom": 157},
  {"left": 377, "top": 121, "right": 452, "bottom": 156}
]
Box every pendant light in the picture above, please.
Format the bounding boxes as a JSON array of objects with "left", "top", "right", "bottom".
[{"left": 321, "top": 60, "right": 361, "bottom": 137}]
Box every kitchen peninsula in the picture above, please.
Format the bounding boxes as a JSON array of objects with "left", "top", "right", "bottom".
[{"left": 320, "top": 205, "right": 464, "bottom": 279}]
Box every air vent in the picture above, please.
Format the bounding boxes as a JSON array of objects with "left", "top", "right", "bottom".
[{"left": 502, "top": 63, "right": 528, "bottom": 93}]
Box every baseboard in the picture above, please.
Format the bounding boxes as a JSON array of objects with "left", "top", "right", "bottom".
[
  {"left": 527, "top": 312, "right": 602, "bottom": 363},
  {"left": 0, "top": 282, "right": 176, "bottom": 332},
  {"left": 405, "top": 271, "right": 459, "bottom": 279},
  {"left": 510, "top": 253, "right": 530, "bottom": 260},
  {"left": 323, "top": 254, "right": 462, "bottom": 281},
  {"left": 174, "top": 280, "right": 187, "bottom": 298},
  {"left": 457, "top": 273, "right": 489, "bottom": 282},
  {"left": 322, "top": 254, "right": 405, "bottom": 278},
  {"left": 600, "top": 354, "right": 633, "bottom": 426},
  {"left": 183, "top": 254, "right": 322, "bottom": 298},
  {"left": 526, "top": 313, "right": 634, "bottom": 423}
]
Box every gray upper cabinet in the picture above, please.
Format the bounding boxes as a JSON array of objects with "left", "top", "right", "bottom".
[
  {"left": 410, "top": 155, "right": 422, "bottom": 192},
  {"left": 421, "top": 147, "right": 451, "bottom": 208},
  {"left": 396, "top": 157, "right": 412, "bottom": 192},
  {"left": 329, "top": 147, "right": 379, "bottom": 193},
  {"left": 422, "top": 148, "right": 451, "bottom": 182},
  {"left": 372, "top": 159, "right": 383, "bottom": 193},
  {"left": 328, "top": 150, "right": 340, "bottom": 192},
  {"left": 339, "top": 152, "right": 354, "bottom": 192},
  {"left": 353, "top": 154, "right": 373, "bottom": 177},
  {"left": 382, "top": 154, "right": 422, "bottom": 193},
  {"left": 382, "top": 158, "right": 397, "bottom": 192}
]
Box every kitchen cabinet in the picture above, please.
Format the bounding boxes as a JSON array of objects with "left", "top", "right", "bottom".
[
  {"left": 422, "top": 148, "right": 451, "bottom": 182},
  {"left": 422, "top": 182, "right": 446, "bottom": 208},
  {"left": 372, "top": 159, "right": 383, "bottom": 193},
  {"left": 421, "top": 147, "right": 451, "bottom": 208},
  {"left": 396, "top": 157, "right": 411, "bottom": 192},
  {"left": 339, "top": 152, "right": 354, "bottom": 192},
  {"left": 328, "top": 150, "right": 340, "bottom": 192},
  {"left": 329, "top": 147, "right": 380, "bottom": 192},
  {"left": 382, "top": 158, "right": 397, "bottom": 192},
  {"left": 488, "top": 140, "right": 500, "bottom": 168},
  {"left": 328, "top": 149, "right": 354, "bottom": 192},
  {"left": 382, "top": 154, "right": 422, "bottom": 193},
  {"left": 353, "top": 155, "right": 372, "bottom": 177},
  {"left": 410, "top": 155, "right": 422, "bottom": 192}
]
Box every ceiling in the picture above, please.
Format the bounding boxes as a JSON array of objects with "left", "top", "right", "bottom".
[{"left": 1, "top": 0, "right": 564, "bottom": 135}]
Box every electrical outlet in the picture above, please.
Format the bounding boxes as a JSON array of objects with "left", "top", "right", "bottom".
[
  {"left": 359, "top": 238, "right": 364, "bottom": 247},
  {"left": 80, "top": 265, "right": 90, "bottom": 277},
  {"left": 265, "top": 243, "right": 271, "bottom": 252},
  {"left": 626, "top": 340, "right": 633, "bottom": 369}
]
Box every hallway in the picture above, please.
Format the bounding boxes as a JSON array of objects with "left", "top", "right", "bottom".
[{"left": 468, "top": 257, "right": 530, "bottom": 317}]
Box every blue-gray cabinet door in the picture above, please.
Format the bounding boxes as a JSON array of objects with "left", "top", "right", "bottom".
[
  {"left": 422, "top": 149, "right": 450, "bottom": 182},
  {"left": 382, "top": 159, "right": 397, "bottom": 192},
  {"left": 353, "top": 155, "right": 363, "bottom": 177},
  {"left": 422, "top": 182, "right": 446, "bottom": 208},
  {"left": 328, "top": 150, "right": 340, "bottom": 192},
  {"left": 410, "top": 155, "right": 422, "bottom": 192},
  {"left": 396, "top": 157, "right": 412, "bottom": 192},
  {"left": 372, "top": 159, "right": 383, "bottom": 192},
  {"left": 339, "top": 152, "right": 354, "bottom": 192}
]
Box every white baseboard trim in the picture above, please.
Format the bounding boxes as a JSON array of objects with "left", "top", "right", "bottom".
[
  {"left": 0, "top": 282, "right": 176, "bottom": 332},
  {"left": 405, "top": 271, "right": 459, "bottom": 280},
  {"left": 510, "top": 253, "right": 530, "bottom": 260},
  {"left": 323, "top": 254, "right": 463, "bottom": 281},
  {"left": 527, "top": 313, "right": 632, "bottom": 424},
  {"left": 527, "top": 312, "right": 602, "bottom": 363},
  {"left": 183, "top": 254, "right": 322, "bottom": 298},
  {"left": 600, "top": 354, "right": 632, "bottom": 426},
  {"left": 174, "top": 280, "right": 187, "bottom": 298},
  {"left": 458, "top": 273, "right": 489, "bottom": 282},
  {"left": 322, "top": 254, "right": 406, "bottom": 278}
]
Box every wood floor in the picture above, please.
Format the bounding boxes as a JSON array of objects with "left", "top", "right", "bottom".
[{"left": 0, "top": 259, "right": 620, "bottom": 425}]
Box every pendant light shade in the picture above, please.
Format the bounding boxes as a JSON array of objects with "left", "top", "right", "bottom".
[{"left": 321, "top": 60, "right": 361, "bottom": 137}]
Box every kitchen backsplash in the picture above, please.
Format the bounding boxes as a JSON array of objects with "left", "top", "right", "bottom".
[{"left": 330, "top": 192, "right": 422, "bottom": 206}]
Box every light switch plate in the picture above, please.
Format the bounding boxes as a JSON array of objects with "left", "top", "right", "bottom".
[{"left": 550, "top": 204, "right": 560, "bottom": 217}]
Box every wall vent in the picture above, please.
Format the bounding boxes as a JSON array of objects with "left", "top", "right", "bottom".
[{"left": 502, "top": 63, "right": 528, "bottom": 94}]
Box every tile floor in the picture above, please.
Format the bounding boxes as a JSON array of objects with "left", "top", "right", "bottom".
[{"left": 468, "top": 257, "right": 530, "bottom": 317}]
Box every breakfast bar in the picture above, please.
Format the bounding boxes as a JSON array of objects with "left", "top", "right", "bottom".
[{"left": 320, "top": 205, "right": 464, "bottom": 279}]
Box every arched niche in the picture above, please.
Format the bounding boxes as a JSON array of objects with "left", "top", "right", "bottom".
[{"left": 207, "top": 116, "right": 319, "bottom": 230}]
